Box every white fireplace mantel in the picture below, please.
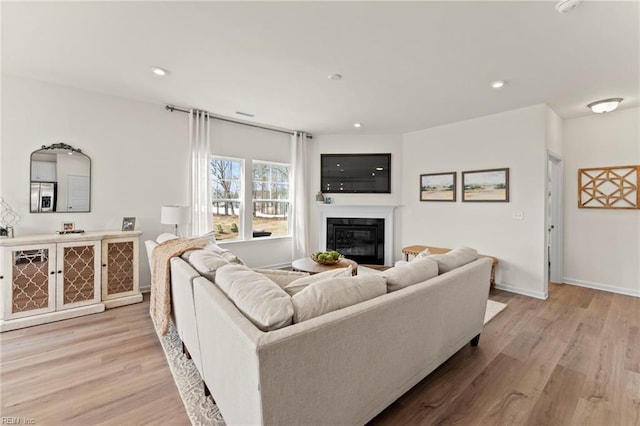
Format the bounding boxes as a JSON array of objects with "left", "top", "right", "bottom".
[{"left": 317, "top": 204, "right": 397, "bottom": 265}]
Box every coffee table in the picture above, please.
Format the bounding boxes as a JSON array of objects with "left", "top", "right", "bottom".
[{"left": 291, "top": 257, "right": 358, "bottom": 276}]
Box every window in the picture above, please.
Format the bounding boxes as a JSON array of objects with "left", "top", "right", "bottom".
[
  {"left": 252, "top": 161, "right": 290, "bottom": 238},
  {"left": 211, "top": 157, "right": 242, "bottom": 241}
]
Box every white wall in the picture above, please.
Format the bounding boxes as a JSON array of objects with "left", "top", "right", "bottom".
[
  {"left": 563, "top": 107, "right": 640, "bottom": 296},
  {"left": 1, "top": 74, "right": 189, "bottom": 289},
  {"left": 401, "top": 105, "right": 549, "bottom": 299},
  {"left": 306, "top": 134, "right": 403, "bottom": 257}
]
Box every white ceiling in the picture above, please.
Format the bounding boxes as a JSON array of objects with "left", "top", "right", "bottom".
[{"left": 2, "top": 1, "right": 638, "bottom": 135}]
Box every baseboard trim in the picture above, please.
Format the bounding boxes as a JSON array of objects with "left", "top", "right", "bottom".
[
  {"left": 562, "top": 278, "right": 640, "bottom": 297},
  {"left": 140, "top": 286, "right": 150, "bottom": 294},
  {"left": 494, "top": 283, "right": 548, "bottom": 300}
]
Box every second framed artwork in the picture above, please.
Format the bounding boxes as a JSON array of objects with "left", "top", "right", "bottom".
[
  {"left": 462, "top": 168, "right": 509, "bottom": 202},
  {"left": 420, "top": 172, "right": 457, "bottom": 201}
]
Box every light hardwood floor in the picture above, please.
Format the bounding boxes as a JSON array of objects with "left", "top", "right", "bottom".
[{"left": 1, "top": 284, "right": 638, "bottom": 425}]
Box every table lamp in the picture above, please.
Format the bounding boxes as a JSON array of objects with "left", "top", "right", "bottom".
[{"left": 161, "top": 205, "right": 190, "bottom": 237}]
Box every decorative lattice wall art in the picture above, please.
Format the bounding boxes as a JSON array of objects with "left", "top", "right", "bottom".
[{"left": 579, "top": 165, "right": 639, "bottom": 209}]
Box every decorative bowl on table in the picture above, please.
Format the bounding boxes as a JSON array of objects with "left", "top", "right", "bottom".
[{"left": 310, "top": 251, "right": 343, "bottom": 265}]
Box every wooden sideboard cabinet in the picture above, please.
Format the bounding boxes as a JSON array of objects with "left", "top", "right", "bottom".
[{"left": 0, "top": 231, "right": 142, "bottom": 332}]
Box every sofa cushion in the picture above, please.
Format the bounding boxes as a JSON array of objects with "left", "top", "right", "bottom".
[
  {"left": 215, "top": 264, "right": 294, "bottom": 331},
  {"left": 428, "top": 247, "right": 478, "bottom": 274},
  {"left": 189, "top": 250, "right": 230, "bottom": 281},
  {"left": 291, "top": 274, "right": 386, "bottom": 323},
  {"left": 382, "top": 257, "right": 439, "bottom": 292},
  {"left": 254, "top": 269, "right": 310, "bottom": 289},
  {"left": 283, "top": 266, "right": 353, "bottom": 296}
]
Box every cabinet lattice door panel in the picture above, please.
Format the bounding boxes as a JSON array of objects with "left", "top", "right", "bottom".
[
  {"left": 102, "top": 237, "right": 139, "bottom": 301},
  {"left": 1, "top": 244, "right": 56, "bottom": 320},
  {"left": 107, "top": 241, "right": 134, "bottom": 294},
  {"left": 62, "top": 245, "right": 95, "bottom": 304},
  {"left": 56, "top": 241, "right": 101, "bottom": 310}
]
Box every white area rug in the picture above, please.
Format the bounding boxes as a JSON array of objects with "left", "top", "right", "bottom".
[
  {"left": 484, "top": 299, "right": 507, "bottom": 324},
  {"left": 157, "top": 321, "right": 225, "bottom": 425}
]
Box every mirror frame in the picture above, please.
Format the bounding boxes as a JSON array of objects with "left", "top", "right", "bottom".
[{"left": 30, "top": 143, "right": 91, "bottom": 213}]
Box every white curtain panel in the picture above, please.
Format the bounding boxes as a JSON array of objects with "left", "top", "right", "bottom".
[
  {"left": 291, "top": 132, "right": 309, "bottom": 258},
  {"left": 189, "top": 109, "right": 212, "bottom": 236}
]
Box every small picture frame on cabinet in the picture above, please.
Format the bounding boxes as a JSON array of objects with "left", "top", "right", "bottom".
[
  {"left": 62, "top": 221, "right": 75, "bottom": 231},
  {"left": 121, "top": 217, "right": 136, "bottom": 231}
]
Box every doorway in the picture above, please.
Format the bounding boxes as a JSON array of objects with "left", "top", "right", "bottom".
[{"left": 547, "top": 152, "right": 563, "bottom": 284}]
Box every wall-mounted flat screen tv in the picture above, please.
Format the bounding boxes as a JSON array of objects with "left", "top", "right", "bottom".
[{"left": 321, "top": 153, "right": 391, "bottom": 193}]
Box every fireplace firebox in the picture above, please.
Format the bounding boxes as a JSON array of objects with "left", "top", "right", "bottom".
[{"left": 326, "top": 218, "right": 385, "bottom": 265}]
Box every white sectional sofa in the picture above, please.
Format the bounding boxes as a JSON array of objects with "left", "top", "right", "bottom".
[{"left": 147, "top": 235, "right": 492, "bottom": 425}]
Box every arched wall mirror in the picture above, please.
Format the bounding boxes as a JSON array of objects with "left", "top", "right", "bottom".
[{"left": 30, "top": 143, "right": 91, "bottom": 213}]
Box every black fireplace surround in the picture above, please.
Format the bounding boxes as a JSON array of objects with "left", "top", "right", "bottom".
[{"left": 326, "top": 217, "right": 385, "bottom": 265}]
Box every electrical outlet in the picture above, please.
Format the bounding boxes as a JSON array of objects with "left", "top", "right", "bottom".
[{"left": 512, "top": 211, "right": 524, "bottom": 220}]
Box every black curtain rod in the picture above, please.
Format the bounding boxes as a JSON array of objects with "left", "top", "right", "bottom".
[{"left": 165, "top": 105, "right": 312, "bottom": 139}]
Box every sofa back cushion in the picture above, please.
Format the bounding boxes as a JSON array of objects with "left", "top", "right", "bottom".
[
  {"left": 254, "top": 269, "right": 310, "bottom": 289},
  {"left": 382, "top": 257, "right": 439, "bottom": 292},
  {"left": 215, "top": 264, "right": 294, "bottom": 331},
  {"left": 283, "top": 266, "right": 353, "bottom": 296},
  {"left": 189, "top": 250, "right": 231, "bottom": 281},
  {"left": 428, "top": 247, "right": 478, "bottom": 274},
  {"left": 291, "top": 274, "right": 386, "bottom": 323}
]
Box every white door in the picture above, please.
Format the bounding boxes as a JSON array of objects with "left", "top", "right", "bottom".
[
  {"left": 67, "top": 175, "right": 90, "bottom": 212},
  {"left": 547, "top": 152, "right": 564, "bottom": 284}
]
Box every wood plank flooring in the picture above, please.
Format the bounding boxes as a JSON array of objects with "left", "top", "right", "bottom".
[{"left": 1, "top": 284, "right": 638, "bottom": 425}]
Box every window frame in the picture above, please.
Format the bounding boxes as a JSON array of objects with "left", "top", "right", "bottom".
[
  {"left": 251, "top": 159, "right": 292, "bottom": 239},
  {"left": 210, "top": 155, "right": 245, "bottom": 242}
]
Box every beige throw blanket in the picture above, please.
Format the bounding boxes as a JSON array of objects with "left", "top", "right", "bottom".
[{"left": 150, "top": 237, "right": 210, "bottom": 335}]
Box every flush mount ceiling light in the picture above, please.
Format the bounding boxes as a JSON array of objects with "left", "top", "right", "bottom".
[
  {"left": 328, "top": 73, "right": 342, "bottom": 80},
  {"left": 490, "top": 80, "right": 506, "bottom": 89},
  {"left": 556, "top": 0, "right": 582, "bottom": 14},
  {"left": 587, "top": 98, "right": 623, "bottom": 114},
  {"left": 151, "top": 66, "right": 168, "bottom": 76},
  {"left": 353, "top": 123, "right": 362, "bottom": 128}
]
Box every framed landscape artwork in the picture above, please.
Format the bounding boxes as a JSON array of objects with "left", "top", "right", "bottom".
[
  {"left": 462, "top": 168, "right": 509, "bottom": 202},
  {"left": 420, "top": 172, "right": 456, "bottom": 201}
]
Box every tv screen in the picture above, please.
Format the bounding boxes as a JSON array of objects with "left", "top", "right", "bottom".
[{"left": 321, "top": 153, "right": 391, "bottom": 193}]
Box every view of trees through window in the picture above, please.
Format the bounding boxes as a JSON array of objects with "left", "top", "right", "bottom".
[
  {"left": 211, "top": 157, "right": 290, "bottom": 241},
  {"left": 211, "top": 158, "right": 242, "bottom": 241},
  {"left": 252, "top": 162, "right": 290, "bottom": 238}
]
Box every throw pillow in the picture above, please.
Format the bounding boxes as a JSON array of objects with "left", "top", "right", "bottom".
[
  {"left": 291, "top": 274, "right": 386, "bottom": 323},
  {"left": 428, "top": 247, "right": 478, "bottom": 274},
  {"left": 283, "top": 266, "right": 353, "bottom": 296},
  {"left": 188, "top": 250, "right": 230, "bottom": 281},
  {"left": 382, "top": 257, "right": 439, "bottom": 292},
  {"left": 414, "top": 248, "right": 431, "bottom": 260},
  {"left": 215, "top": 264, "right": 294, "bottom": 331},
  {"left": 254, "top": 269, "right": 310, "bottom": 289}
]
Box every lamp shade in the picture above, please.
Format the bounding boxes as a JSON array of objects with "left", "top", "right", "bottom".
[{"left": 161, "top": 205, "right": 190, "bottom": 225}]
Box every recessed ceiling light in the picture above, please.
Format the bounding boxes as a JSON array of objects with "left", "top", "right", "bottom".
[
  {"left": 587, "top": 98, "right": 623, "bottom": 114},
  {"left": 376, "top": 167, "right": 384, "bottom": 171},
  {"left": 236, "top": 111, "right": 255, "bottom": 118},
  {"left": 490, "top": 80, "right": 506, "bottom": 89},
  {"left": 328, "top": 73, "right": 342, "bottom": 80},
  {"left": 353, "top": 123, "right": 362, "bottom": 128},
  {"left": 151, "top": 66, "right": 168, "bottom": 76}
]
